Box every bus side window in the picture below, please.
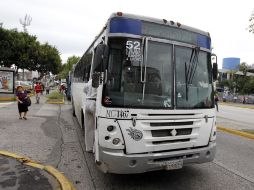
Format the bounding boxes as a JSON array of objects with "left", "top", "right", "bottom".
[{"left": 81, "top": 51, "right": 93, "bottom": 82}]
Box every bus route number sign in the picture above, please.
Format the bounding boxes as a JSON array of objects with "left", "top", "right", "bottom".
[
  {"left": 126, "top": 40, "right": 141, "bottom": 62},
  {"left": 106, "top": 110, "right": 129, "bottom": 119}
]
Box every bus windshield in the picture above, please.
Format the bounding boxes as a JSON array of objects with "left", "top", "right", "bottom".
[
  {"left": 103, "top": 37, "right": 172, "bottom": 108},
  {"left": 175, "top": 46, "right": 213, "bottom": 109},
  {"left": 103, "top": 37, "right": 213, "bottom": 109}
]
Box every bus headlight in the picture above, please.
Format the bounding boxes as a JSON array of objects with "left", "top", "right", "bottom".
[
  {"left": 107, "top": 125, "right": 115, "bottom": 132},
  {"left": 98, "top": 118, "right": 125, "bottom": 149},
  {"left": 112, "top": 138, "right": 121, "bottom": 145}
]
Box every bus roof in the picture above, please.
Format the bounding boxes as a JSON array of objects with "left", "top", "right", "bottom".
[
  {"left": 109, "top": 12, "right": 210, "bottom": 37},
  {"left": 80, "top": 12, "right": 211, "bottom": 60}
]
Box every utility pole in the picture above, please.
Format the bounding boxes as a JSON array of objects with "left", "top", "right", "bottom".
[
  {"left": 19, "top": 14, "right": 32, "bottom": 80},
  {"left": 19, "top": 14, "right": 32, "bottom": 33}
]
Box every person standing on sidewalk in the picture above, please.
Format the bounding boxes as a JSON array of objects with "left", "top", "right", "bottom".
[
  {"left": 16, "top": 86, "right": 29, "bottom": 120},
  {"left": 46, "top": 85, "right": 50, "bottom": 95},
  {"left": 34, "top": 82, "right": 42, "bottom": 104},
  {"left": 243, "top": 96, "right": 246, "bottom": 104}
]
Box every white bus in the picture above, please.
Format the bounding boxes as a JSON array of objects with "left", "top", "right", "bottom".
[{"left": 72, "top": 12, "right": 218, "bottom": 174}]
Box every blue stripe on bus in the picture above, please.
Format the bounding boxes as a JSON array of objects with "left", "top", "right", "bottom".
[
  {"left": 110, "top": 17, "right": 142, "bottom": 35},
  {"left": 197, "top": 34, "right": 211, "bottom": 49}
]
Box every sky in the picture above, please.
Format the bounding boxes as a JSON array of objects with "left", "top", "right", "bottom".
[{"left": 1, "top": 0, "right": 254, "bottom": 68}]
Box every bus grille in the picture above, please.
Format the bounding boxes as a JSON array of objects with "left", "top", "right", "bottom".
[
  {"left": 150, "top": 121, "right": 193, "bottom": 126},
  {"left": 142, "top": 119, "right": 200, "bottom": 146},
  {"left": 151, "top": 128, "right": 192, "bottom": 137},
  {"left": 152, "top": 139, "right": 190, "bottom": 145}
]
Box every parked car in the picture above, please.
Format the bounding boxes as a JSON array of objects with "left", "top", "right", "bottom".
[
  {"left": 246, "top": 95, "right": 254, "bottom": 104},
  {"left": 15, "top": 81, "right": 33, "bottom": 93}
]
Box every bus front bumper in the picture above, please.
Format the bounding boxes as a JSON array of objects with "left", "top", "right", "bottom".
[{"left": 97, "top": 141, "right": 216, "bottom": 174}]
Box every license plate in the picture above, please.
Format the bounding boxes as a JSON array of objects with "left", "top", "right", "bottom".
[{"left": 159, "top": 159, "right": 183, "bottom": 170}]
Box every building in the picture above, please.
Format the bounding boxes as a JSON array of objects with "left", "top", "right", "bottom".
[{"left": 219, "top": 57, "right": 240, "bottom": 80}]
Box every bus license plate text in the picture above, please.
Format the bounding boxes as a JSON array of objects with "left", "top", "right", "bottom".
[{"left": 106, "top": 110, "right": 129, "bottom": 119}]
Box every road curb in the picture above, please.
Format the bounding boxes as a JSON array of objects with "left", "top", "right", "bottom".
[
  {"left": 217, "top": 126, "right": 254, "bottom": 140},
  {"left": 0, "top": 150, "right": 75, "bottom": 190},
  {"left": 0, "top": 92, "right": 33, "bottom": 101},
  {"left": 0, "top": 97, "right": 16, "bottom": 101},
  {"left": 46, "top": 97, "right": 65, "bottom": 104}
]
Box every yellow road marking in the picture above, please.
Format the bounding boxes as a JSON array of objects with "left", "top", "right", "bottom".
[{"left": 217, "top": 126, "right": 254, "bottom": 140}]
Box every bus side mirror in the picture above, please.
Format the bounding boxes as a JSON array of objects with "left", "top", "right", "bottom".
[
  {"left": 212, "top": 62, "right": 218, "bottom": 80},
  {"left": 211, "top": 54, "right": 218, "bottom": 81}
]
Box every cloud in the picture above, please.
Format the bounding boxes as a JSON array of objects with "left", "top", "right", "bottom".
[{"left": 1, "top": 0, "right": 254, "bottom": 66}]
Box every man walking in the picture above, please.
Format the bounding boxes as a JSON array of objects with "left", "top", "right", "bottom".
[{"left": 34, "top": 82, "right": 42, "bottom": 104}]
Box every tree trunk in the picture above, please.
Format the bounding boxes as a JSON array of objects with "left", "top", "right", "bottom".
[{"left": 22, "top": 69, "right": 25, "bottom": 80}]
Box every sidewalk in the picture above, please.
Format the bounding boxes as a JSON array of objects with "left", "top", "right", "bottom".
[
  {"left": 0, "top": 153, "right": 59, "bottom": 190},
  {"left": 0, "top": 96, "right": 75, "bottom": 190}
]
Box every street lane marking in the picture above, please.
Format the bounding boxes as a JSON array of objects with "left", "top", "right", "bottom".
[{"left": 217, "top": 126, "right": 254, "bottom": 140}]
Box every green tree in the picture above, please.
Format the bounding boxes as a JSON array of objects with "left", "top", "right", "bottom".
[
  {"left": 0, "top": 27, "right": 62, "bottom": 76},
  {"left": 235, "top": 76, "right": 248, "bottom": 94},
  {"left": 37, "top": 43, "right": 62, "bottom": 77},
  {"left": 0, "top": 28, "right": 38, "bottom": 72},
  {"left": 59, "top": 55, "right": 80, "bottom": 79},
  {"left": 218, "top": 62, "right": 254, "bottom": 95},
  {"left": 247, "top": 78, "right": 254, "bottom": 94},
  {"left": 0, "top": 28, "right": 19, "bottom": 68},
  {"left": 239, "top": 62, "right": 250, "bottom": 76},
  {"left": 235, "top": 62, "right": 252, "bottom": 94}
]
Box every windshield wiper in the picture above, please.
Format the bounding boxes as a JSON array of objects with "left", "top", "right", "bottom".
[
  {"left": 185, "top": 47, "right": 200, "bottom": 100},
  {"left": 140, "top": 37, "right": 148, "bottom": 104}
]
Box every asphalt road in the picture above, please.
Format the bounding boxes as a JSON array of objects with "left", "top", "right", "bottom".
[
  {"left": 76, "top": 135, "right": 254, "bottom": 190},
  {"left": 217, "top": 104, "right": 254, "bottom": 130},
  {"left": 1, "top": 100, "right": 254, "bottom": 190},
  {"left": 72, "top": 105, "right": 254, "bottom": 190}
]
